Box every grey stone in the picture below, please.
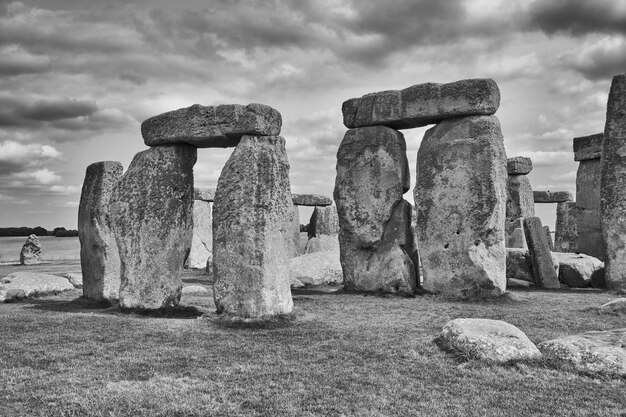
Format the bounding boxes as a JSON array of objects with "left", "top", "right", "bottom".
[
  {"left": 533, "top": 190, "right": 573, "bottom": 203},
  {"left": 342, "top": 78, "right": 500, "bottom": 130},
  {"left": 509, "top": 224, "right": 527, "bottom": 249},
  {"left": 0, "top": 272, "right": 75, "bottom": 302},
  {"left": 440, "top": 319, "right": 542, "bottom": 363},
  {"left": 186, "top": 200, "right": 212, "bottom": 269},
  {"left": 304, "top": 235, "right": 340, "bottom": 254},
  {"left": 506, "top": 248, "right": 534, "bottom": 282},
  {"left": 20, "top": 234, "right": 42, "bottom": 265},
  {"left": 573, "top": 133, "right": 603, "bottom": 161},
  {"left": 109, "top": 145, "right": 196, "bottom": 309},
  {"left": 307, "top": 204, "right": 339, "bottom": 238},
  {"left": 289, "top": 251, "right": 342, "bottom": 286},
  {"left": 335, "top": 126, "right": 417, "bottom": 294},
  {"left": 554, "top": 202, "right": 579, "bottom": 253},
  {"left": 576, "top": 158, "right": 603, "bottom": 260},
  {"left": 600, "top": 74, "right": 626, "bottom": 291},
  {"left": 194, "top": 187, "right": 215, "bottom": 202},
  {"left": 415, "top": 116, "right": 507, "bottom": 298},
  {"left": 507, "top": 278, "right": 535, "bottom": 288},
  {"left": 505, "top": 175, "right": 535, "bottom": 247},
  {"left": 543, "top": 225, "right": 554, "bottom": 251},
  {"left": 523, "top": 217, "right": 560, "bottom": 289},
  {"left": 291, "top": 194, "right": 333, "bottom": 206},
  {"left": 538, "top": 328, "right": 626, "bottom": 376},
  {"left": 78, "top": 161, "right": 123, "bottom": 300},
  {"left": 181, "top": 285, "right": 209, "bottom": 295},
  {"left": 142, "top": 103, "right": 282, "bottom": 148},
  {"left": 554, "top": 252, "right": 603, "bottom": 288},
  {"left": 213, "top": 135, "right": 293, "bottom": 317},
  {"left": 599, "top": 298, "right": 626, "bottom": 314},
  {"left": 285, "top": 204, "right": 301, "bottom": 259},
  {"left": 506, "top": 157, "right": 533, "bottom": 175},
  {"left": 64, "top": 273, "right": 83, "bottom": 289}
]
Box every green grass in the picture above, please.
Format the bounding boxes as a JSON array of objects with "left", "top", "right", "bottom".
[
  {"left": 0, "top": 236, "right": 80, "bottom": 263},
  {"left": 0, "top": 286, "right": 624, "bottom": 416}
]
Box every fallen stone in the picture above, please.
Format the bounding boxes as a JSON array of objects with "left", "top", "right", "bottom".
[
  {"left": 20, "top": 234, "right": 42, "bottom": 265},
  {"left": 186, "top": 200, "right": 212, "bottom": 269},
  {"left": 289, "top": 251, "right": 342, "bottom": 286},
  {"left": 506, "top": 156, "right": 533, "bottom": 175},
  {"left": 599, "top": 298, "right": 626, "bottom": 314},
  {"left": 335, "top": 126, "right": 417, "bottom": 294},
  {"left": 554, "top": 202, "right": 579, "bottom": 253},
  {"left": 507, "top": 278, "right": 535, "bottom": 288},
  {"left": 533, "top": 190, "right": 573, "bottom": 203},
  {"left": 523, "top": 217, "right": 560, "bottom": 289},
  {"left": 64, "top": 273, "right": 83, "bottom": 289},
  {"left": 505, "top": 175, "right": 535, "bottom": 247},
  {"left": 291, "top": 194, "right": 333, "bottom": 206},
  {"left": 109, "top": 145, "right": 196, "bottom": 309},
  {"left": 553, "top": 252, "right": 603, "bottom": 288},
  {"left": 142, "top": 103, "right": 281, "bottom": 148},
  {"left": 194, "top": 187, "right": 215, "bottom": 202},
  {"left": 591, "top": 268, "right": 606, "bottom": 289},
  {"left": 213, "top": 135, "right": 293, "bottom": 317},
  {"left": 538, "top": 328, "right": 626, "bottom": 376},
  {"left": 0, "top": 272, "right": 75, "bottom": 302},
  {"left": 415, "top": 116, "right": 507, "bottom": 298},
  {"left": 573, "top": 133, "right": 603, "bottom": 162},
  {"left": 181, "top": 285, "right": 209, "bottom": 295},
  {"left": 600, "top": 74, "right": 626, "bottom": 292},
  {"left": 78, "top": 161, "right": 123, "bottom": 300},
  {"left": 304, "top": 234, "right": 340, "bottom": 254},
  {"left": 342, "top": 78, "right": 500, "bottom": 130},
  {"left": 307, "top": 204, "right": 339, "bottom": 238},
  {"left": 440, "top": 318, "right": 542, "bottom": 363}
]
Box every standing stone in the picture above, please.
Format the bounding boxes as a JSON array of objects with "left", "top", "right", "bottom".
[
  {"left": 601, "top": 74, "right": 626, "bottom": 291},
  {"left": 335, "top": 126, "right": 417, "bottom": 294},
  {"left": 543, "top": 226, "right": 554, "bottom": 251},
  {"left": 285, "top": 204, "right": 301, "bottom": 259},
  {"left": 109, "top": 145, "right": 196, "bottom": 309},
  {"left": 523, "top": 217, "right": 560, "bottom": 289},
  {"left": 415, "top": 116, "right": 507, "bottom": 298},
  {"left": 213, "top": 135, "right": 293, "bottom": 317},
  {"left": 307, "top": 204, "right": 339, "bottom": 238},
  {"left": 78, "top": 161, "right": 123, "bottom": 300},
  {"left": 185, "top": 200, "right": 212, "bottom": 269},
  {"left": 554, "top": 202, "right": 580, "bottom": 253},
  {"left": 576, "top": 158, "right": 603, "bottom": 260},
  {"left": 19, "top": 234, "right": 42, "bottom": 265},
  {"left": 505, "top": 173, "right": 535, "bottom": 248}
]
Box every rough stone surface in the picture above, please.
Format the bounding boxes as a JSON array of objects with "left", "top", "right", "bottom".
[
  {"left": 64, "top": 273, "right": 83, "bottom": 289},
  {"left": 591, "top": 268, "right": 606, "bottom": 289},
  {"left": 289, "top": 251, "right": 342, "bottom": 286},
  {"left": 553, "top": 252, "right": 604, "bottom": 288},
  {"left": 533, "top": 190, "right": 573, "bottom": 203},
  {"left": 506, "top": 248, "right": 534, "bottom": 282},
  {"left": 291, "top": 194, "right": 333, "bottom": 206},
  {"left": 440, "top": 319, "right": 542, "bottom": 363},
  {"left": 20, "top": 234, "right": 42, "bottom": 265},
  {"left": 181, "top": 285, "right": 209, "bottom": 295},
  {"left": 0, "top": 272, "right": 75, "bottom": 302},
  {"left": 600, "top": 74, "right": 626, "bottom": 291},
  {"left": 213, "top": 135, "right": 293, "bottom": 317},
  {"left": 554, "top": 202, "right": 579, "bottom": 253},
  {"left": 573, "top": 133, "right": 603, "bottom": 161},
  {"left": 523, "top": 217, "right": 560, "bottom": 289},
  {"left": 507, "top": 278, "right": 535, "bottom": 288},
  {"left": 506, "top": 157, "right": 533, "bottom": 175},
  {"left": 335, "top": 126, "right": 417, "bottom": 294},
  {"left": 78, "top": 161, "right": 123, "bottom": 300},
  {"left": 342, "top": 78, "right": 500, "bottom": 130},
  {"left": 538, "top": 329, "right": 626, "bottom": 376},
  {"left": 304, "top": 235, "right": 340, "bottom": 254},
  {"left": 142, "top": 103, "right": 282, "bottom": 148},
  {"left": 576, "top": 159, "right": 603, "bottom": 260},
  {"left": 109, "top": 145, "right": 196, "bottom": 309},
  {"left": 505, "top": 175, "right": 535, "bottom": 248},
  {"left": 307, "top": 204, "right": 339, "bottom": 238},
  {"left": 509, "top": 224, "right": 527, "bottom": 249},
  {"left": 194, "top": 187, "right": 215, "bottom": 202},
  {"left": 285, "top": 204, "right": 301, "bottom": 259},
  {"left": 599, "top": 298, "right": 626, "bottom": 314},
  {"left": 415, "top": 116, "right": 507, "bottom": 298},
  {"left": 544, "top": 225, "right": 554, "bottom": 251},
  {"left": 186, "top": 200, "right": 213, "bottom": 269}
]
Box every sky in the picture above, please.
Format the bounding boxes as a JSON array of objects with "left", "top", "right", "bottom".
[{"left": 1, "top": 0, "right": 625, "bottom": 230}]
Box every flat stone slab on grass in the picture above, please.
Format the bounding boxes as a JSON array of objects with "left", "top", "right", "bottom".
[
  {"left": 289, "top": 251, "right": 342, "bottom": 286},
  {"left": 554, "top": 253, "right": 604, "bottom": 288},
  {"left": 342, "top": 78, "right": 500, "bottom": 130},
  {"left": 440, "top": 318, "right": 542, "bottom": 363},
  {"left": 291, "top": 194, "right": 333, "bottom": 207},
  {"left": 0, "top": 272, "right": 75, "bottom": 302},
  {"left": 142, "top": 103, "right": 282, "bottom": 148},
  {"left": 538, "top": 328, "right": 626, "bottom": 376},
  {"left": 573, "top": 133, "right": 603, "bottom": 161},
  {"left": 533, "top": 190, "right": 573, "bottom": 203}
]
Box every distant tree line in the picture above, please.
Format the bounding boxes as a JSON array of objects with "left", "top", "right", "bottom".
[{"left": 0, "top": 226, "right": 78, "bottom": 237}]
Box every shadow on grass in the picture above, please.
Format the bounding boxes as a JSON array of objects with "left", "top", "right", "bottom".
[{"left": 204, "top": 310, "right": 303, "bottom": 330}]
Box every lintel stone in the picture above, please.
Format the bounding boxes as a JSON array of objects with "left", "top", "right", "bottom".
[
  {"left": 194, "top": 187, "right": 216, "bottom": 202},
  {"left": 573, "top": 133, "right": 603, "bottom": 161},
  {"left": 533, "top": 190, "right": 573, "bottom": 203},
  {"left": 292, "top": 194, "right": 333, "bottom": 206},
  {"left": 507, "top": 156, "right": 532, "bottom": 175}
]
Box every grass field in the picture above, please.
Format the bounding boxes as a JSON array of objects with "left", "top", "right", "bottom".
[
  {"left": 0, "top": 274, "right": 624, "bottom": 416},
  {"left": 0, "top": 236, "right": 80, "bottom": 263}
]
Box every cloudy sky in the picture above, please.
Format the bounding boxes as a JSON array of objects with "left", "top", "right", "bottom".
[{"left": 1, "top": 0, "right": 624, "bottom": 229}]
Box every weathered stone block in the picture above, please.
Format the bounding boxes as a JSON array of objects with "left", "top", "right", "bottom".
[
  {"left": 553, "top": 252, "right": 603, "bottom": 288},
  {"left": 523, "top": 217, "right": 560, "bottom": 289},
  {"left": 289, "top": 251, "right": 342, "bottom": 286},
  {"left": 0, "top": 272, "right": 75, "bottom": 302},
  {"left": 533, "top": 190, "right": 573, "bottom": 203},
  {"left": 554, "top": 202, "right": 579, "bottom": 253},
  {"left": 506, "top": 156, "right": 533, "bottom": 175},
  {"left": 185, "top": 200, "right": 212, "bottom": 269},
  {"left": 109, "top": 145, "right": 196, "bottom": 309},
  {"left": 577, "top": 208, "right": 604, "bottom": 261},
  {"left": 291, "top": 194, "right": 333, "bottom": 206},
  {"left": 19, "top": 234, "right": 42, "bottom": 265},
  {"left": 573, "top": 133, "right": 603, "bottom": 161},
  {"left": 285, "top": 204, "right": 301, "bottom": 259},
  {"left": 506, "top": 248, "right": 533, "bottom": 282},
  {"left": 415, "top": 115, "right": 507, "bottom": 298},
  {"left": 78, "top": 161, "right": 123, "bottom": 300},
  {"left": 213, "top": 135, "right": 293, "bottom": 317},
  {"left": 307, "top": 204, "right": 339, "bottom": 238},
  {"left": 142, "top": 103, "right": 282, "bottom": 148},
  {"left": 505, "top": 175, "right": 535, "bottom": 247},
  {"left": 342, "top": 78, "right": 500, "bottom": 130}
]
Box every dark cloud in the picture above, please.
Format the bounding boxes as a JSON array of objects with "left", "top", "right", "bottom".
[
  {"left": 528, "top": 0, "right": 626, "bottom": 36},
  {"left": 0, "top": 50, "right": 51, "bottom": 76},
  {"left": 561, "top": 38, "right": 626, "bottom": 80},
  {"left": 16, "top": 98, "right": 98, "bottom": 121}
]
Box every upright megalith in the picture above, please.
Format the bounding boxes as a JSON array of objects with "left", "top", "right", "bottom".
[
  {"left": 574, "top": 133, "right": 604, "bottom": 260},
  {"left": 334, "top": 126, "right": 417, "bottom": 294},
  {"left": 505, "top": 156, "right": 535, "bottom": 248},
  {"left": 20, "top": 234, "right": 42, "bottom": 265},
  {"left": 523, "top": 217, "right": 560, "bottom": 289},
  {"left": 415, "top": 115, "right": 507, "bottom": 298},
  {"left": 304, "top": 204, "right": 340, "bottom": 254},
  {"left": 600, "top": 74, "right": 626, "bottom": 291},
  {"left": 213, "top": 135, "right": 293, "bottom": 317},
  {"left": 554, "top": 201, "right": 579, "bottom": 253},
  {"left": 285, "top": 203, "right": 301, "bottom": 259},
  {"left": 109, "top": 145, "right": 196, "bottom": 309},
  {"left": 185, "top": 200, "right": 212, "bottom": 269},
  {"left": 78, "top": 161, "right": 123, "bottom": 300}
]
